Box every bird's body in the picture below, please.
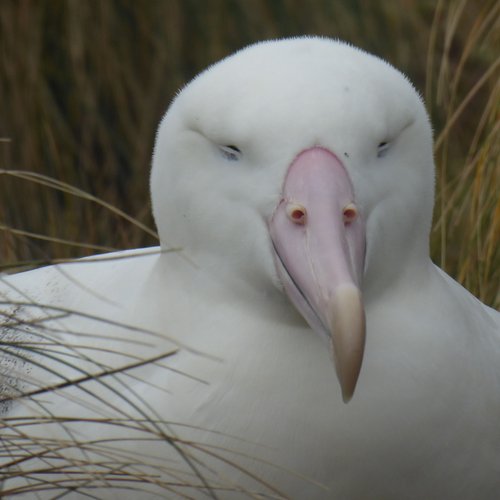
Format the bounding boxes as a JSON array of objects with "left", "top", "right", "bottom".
[{"left": 1, "top": 37, "right": 499, "bottom": 499}]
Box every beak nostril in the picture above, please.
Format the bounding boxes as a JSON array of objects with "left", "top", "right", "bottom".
[
  {"left": 343, "top": 203, "right": 357, "bottom": 224},
  {"left": 286, "top": 203, "right": 307, "bottom": 224}
]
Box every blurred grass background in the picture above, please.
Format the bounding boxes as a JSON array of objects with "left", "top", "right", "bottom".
[{"left": 0, "top": 0, "right": 498, "bottom": 308}]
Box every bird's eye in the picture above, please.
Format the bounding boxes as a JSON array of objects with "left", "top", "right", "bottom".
[
  {"left": 377, "top": 141, "right": 390, "bottom": 158},
  {"left": 220, "top": 145, "right": 242, "bottom": 161}
]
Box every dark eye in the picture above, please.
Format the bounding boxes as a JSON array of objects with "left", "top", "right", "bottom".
[
  {"left": 220, "top": 145, "right": 242, "bottom": 161},
  {"left": 377, "top": 141, "right": 390, "bottom": 158}
]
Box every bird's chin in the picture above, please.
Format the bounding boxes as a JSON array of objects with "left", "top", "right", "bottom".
[
  {"left": 272, "top": 241, "right": 366, "bottom": 403},
  {"left": 272, "top": 244, "right": 332, "bottom": 344}
]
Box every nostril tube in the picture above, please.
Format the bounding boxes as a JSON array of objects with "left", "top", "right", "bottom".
[
  {"left": 343, "top": 203, "right": 357, "bottom": 224},
  {"left": 286, "top": 203, "right": 307, "bottom": 224}
]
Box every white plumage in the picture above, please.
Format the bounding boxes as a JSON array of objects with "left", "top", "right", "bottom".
[{"left": 1, "top": 37, "right": 499, "bottom": 499}]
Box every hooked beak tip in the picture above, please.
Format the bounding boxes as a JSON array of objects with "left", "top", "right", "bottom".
[{"left": 329, "top": 284, "right": 366, "bottom": 403}]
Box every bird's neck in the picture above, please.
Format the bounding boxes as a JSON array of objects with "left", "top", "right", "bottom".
[
  {"left": 155, "top": 248, "right": 300, "bottom": 325},
  {"left": 362, "top": 241, "right": 434, "bottom": 306}
]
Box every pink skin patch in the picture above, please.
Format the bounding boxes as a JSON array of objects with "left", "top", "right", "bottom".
[{"left": 269, "top": 147, "right": 366, "bottom": 402}]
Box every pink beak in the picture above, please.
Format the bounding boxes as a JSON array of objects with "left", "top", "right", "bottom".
[{"left": 269, "top": 147, "right": 366, "bottom": 402}]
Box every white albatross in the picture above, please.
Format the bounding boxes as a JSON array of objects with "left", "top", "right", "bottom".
[{"left": 1, "top": 37, "right": 499, "bottom": 499}]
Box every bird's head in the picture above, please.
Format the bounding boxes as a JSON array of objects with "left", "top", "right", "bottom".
[{"left": 151, "top": 37, "right": 434, "bottom": 401}]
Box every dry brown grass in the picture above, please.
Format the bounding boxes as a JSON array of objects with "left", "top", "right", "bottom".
[
  {"left": 1, "top": 1, "right": 497, "bottom": 306},
  {"left": 0, "top": 1, "right": 498, "bottom": 495},
  {"left": 428, "top": 0, "right": 499, "bottom": 307},
  {"left": 0, "top": 0, "right": 500, "bottom": 306}
]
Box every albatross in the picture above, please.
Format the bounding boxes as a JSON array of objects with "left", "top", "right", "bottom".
[{"left": 1, "top": 36, "right": 499, "bottom": 499}]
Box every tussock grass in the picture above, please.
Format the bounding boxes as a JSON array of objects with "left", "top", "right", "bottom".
[
  {"left": 0, "top": 1, "right": 498, "bottom": 498},
  {"left": 1, "top": 0, "right": 497, "bottom": 306},
  {"left": 428, "top": 0, "right": 499, "bottom": 308}
]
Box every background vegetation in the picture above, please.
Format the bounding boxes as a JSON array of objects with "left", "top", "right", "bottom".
[{"left": 0, "top": 0, "right": 498, "bottom": 307}]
